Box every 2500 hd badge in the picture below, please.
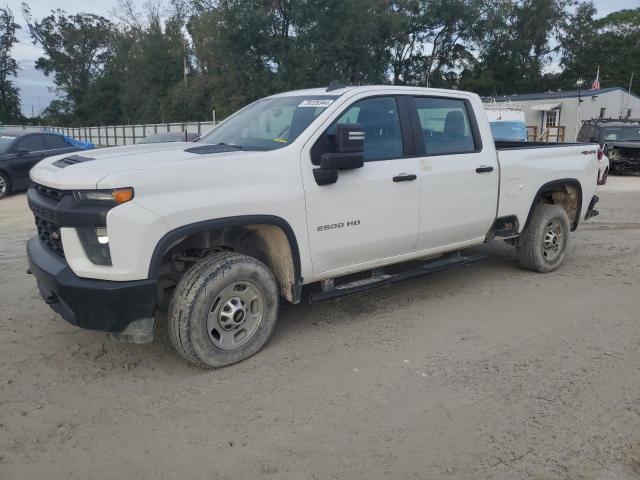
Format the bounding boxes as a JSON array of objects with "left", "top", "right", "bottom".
[{"left": 317, "top": 220, "right": 361, "bottom": 232}]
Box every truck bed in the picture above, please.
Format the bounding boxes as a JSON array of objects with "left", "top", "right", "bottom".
[{"left": 494, "top": 141, "right": 599, "bottom": 231}]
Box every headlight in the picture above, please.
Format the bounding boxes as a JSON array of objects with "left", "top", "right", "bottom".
[
  {"left": 73, "top": 187, "right": 134, "bottom": 205},
  {"left": 78, "top": 227, "right": 112, "bottom": 265}
]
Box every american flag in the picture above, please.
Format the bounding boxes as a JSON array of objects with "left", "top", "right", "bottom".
[{"left": 591, "top": 67, "right": 600, "bottom": 90}]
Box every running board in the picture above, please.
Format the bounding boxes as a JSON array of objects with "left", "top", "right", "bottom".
[{"left": 308, "top": 252, "right": 486, "bottom": 303}]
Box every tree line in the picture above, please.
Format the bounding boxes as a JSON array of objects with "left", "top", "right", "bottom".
[{"left": 1, "top": 0, "right": 639, "bottom": 126}]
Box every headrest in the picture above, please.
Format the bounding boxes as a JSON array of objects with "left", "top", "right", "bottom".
[{"left": 444, "top": 111, "right": 466, "bottom": 138}]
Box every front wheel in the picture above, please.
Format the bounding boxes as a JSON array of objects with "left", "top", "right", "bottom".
[
  {"left": 516, "top": 204, "right": 570, "bottom": 273},
  {"left": 0, "top": 172, "right": 10, "bottom": 199},
  {"left": 168, "top": 252, "right": 280, "bottom": 368}
]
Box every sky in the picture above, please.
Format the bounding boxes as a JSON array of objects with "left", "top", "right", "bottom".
[{"left": 6, "top": 0, "right": 640, "bottom": 117}]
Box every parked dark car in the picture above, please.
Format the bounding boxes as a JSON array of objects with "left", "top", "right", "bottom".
[
  {"left": 0, "top": 131, "right": 83, "bottom": 199},
  {"left": 578, "top": 119, "right": 640, "bottom": 174},
  {"left": 136, "top": 131, "right": 199, "bottom": 144}
]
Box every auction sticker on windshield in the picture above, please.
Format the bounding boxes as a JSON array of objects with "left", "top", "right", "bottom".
[{"left": 298, "top": 99, "right": 334, "bottom": 108}]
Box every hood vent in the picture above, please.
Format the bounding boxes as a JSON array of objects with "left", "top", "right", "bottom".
[{"left": 53, "top": 154, "right": 96, "bottom": 168}]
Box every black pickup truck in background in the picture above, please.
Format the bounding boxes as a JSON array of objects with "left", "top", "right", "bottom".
[{"left": 578, "top": 119, "right": 640, "bottom": 174}]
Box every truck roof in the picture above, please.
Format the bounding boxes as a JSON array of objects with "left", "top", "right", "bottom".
[{"left": 269, "top": 85, "right": 475, "bottom": 98}]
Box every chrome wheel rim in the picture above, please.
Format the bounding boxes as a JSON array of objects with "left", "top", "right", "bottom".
[
  {"left": 542, "top": 220, "right": 564, "bottom": 261},
  {"left": 206, "top": 281, "right": 264, "bottom": 350},
  {"left": 0, "top": 176, "right": 6, "bottom": 196}
]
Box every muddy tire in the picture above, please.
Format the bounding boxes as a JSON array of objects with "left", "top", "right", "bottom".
[
  {"left": 168, "top": 252, "right": 280, "bottom": 369},
  {"left": 516, "top": 204, "right": 570, "bottom": 273}
]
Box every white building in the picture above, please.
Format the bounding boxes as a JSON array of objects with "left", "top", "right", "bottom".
[{"left": 488, "top": 87, "right": 640, "bottom": 142}]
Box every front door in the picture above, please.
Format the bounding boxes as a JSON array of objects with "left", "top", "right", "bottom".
[
  {"left": 410, "top": 96, "right": 499, "bottom": 250},
  {"left": 301, "top": 95, "right": 421, "bottom": 277}
]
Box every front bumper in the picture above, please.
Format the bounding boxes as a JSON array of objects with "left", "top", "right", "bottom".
[
  {"left": 27, "top": 236, "right": 157, "bottom": 333},
  {"left": 610, "top": 159, "right": 640, "bottom": 172}
]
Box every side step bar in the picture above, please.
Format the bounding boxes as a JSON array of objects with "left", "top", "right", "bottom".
[{"left": 308, "top": 252, "right": 486, "bottom": 303}]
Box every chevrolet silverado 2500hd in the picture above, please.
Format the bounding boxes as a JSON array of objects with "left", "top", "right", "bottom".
[{"left": 26, "top": 85, "right": 600, "bottom": 368}]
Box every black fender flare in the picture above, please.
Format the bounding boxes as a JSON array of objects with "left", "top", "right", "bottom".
[
  {"left": 147, "top": 215, "right": 303, "bottom": 286},
  {"left": 522, "top": 178, "right": 583, "bottom": 233}
]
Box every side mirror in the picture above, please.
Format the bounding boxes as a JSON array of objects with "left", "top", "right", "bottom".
[
  {"left": 314, "top": 124, "right": 365, "bottom": 186},
  {"left": 16, "top": 148, "right": 29, "bottom": 156},
  {"left": 334, "top": 123, "right": 364, "bottom": 154}
]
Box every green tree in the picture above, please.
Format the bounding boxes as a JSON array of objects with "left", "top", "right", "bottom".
[
  {"left": 0, "top": 6, "right": 21, "bottom": 123},
  {"left": 23, "top": 5, "right": 115, "bottom": 124},
  {"left": 460, "top": 0, "right": 571, "bottom": 96},
  {"left": 388, "top": 0, "right": 483, "bottom": 88},
  {"left": 559, "top": 5, "right": 640, "bottom": 93}
]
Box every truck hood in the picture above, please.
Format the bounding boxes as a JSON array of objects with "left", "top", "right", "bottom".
[{"left": 30, "top": 142, "right": 249, "bottom": 190}]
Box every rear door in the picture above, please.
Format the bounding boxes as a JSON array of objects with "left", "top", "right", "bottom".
[
  {"left": 409, "top": 95, "right": 499, "bottom": 250},
  {"left": 301, "top": 95, "right": 421, "bottom": 276}
]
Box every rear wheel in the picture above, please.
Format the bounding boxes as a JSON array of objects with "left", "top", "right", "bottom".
[
  {"left": 168, "top": 252, "right": 280, "bottom": 368},
  {"left": 0, "top": 173, "right": 10, "bottom": 199},
  {"left": 516, "top": 204, "right": 570, "bottom": 273}
]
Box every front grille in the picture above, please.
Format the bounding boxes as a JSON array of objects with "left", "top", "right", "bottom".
[
  {"left": 33, "top": 183, "right": 66, "bottom": 202},
  {"left": 34, "top": 214, "right": 64, "bottom": 257}
]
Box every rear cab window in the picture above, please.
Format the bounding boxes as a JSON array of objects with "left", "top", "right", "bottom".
[{"left": 413, "top": 97, "right": 478, "bottom": 155}]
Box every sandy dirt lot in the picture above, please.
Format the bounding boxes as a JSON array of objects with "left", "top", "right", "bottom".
[{"left": 1, "top": 177, "right": 639, "bottom": 479}]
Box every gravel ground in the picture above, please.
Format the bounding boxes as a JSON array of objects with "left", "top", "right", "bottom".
[{"left": 1, "top": 177, "right": 639, "bottom": 479}]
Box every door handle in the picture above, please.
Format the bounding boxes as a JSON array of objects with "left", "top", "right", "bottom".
[
  {"left": 393, "top": 174, "right": 417, "bottom": 182},
  {"left": 475, "top": 166, "right": 494, "bottom": 173}
]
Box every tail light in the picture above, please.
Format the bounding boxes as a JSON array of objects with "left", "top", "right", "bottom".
[{"left": 597, "top": 149, "right": 603, "bottom": 160}]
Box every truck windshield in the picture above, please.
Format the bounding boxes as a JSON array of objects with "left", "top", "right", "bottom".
[
  {"left": 198, "top": 96, "right": 338, "bottom": 150},
  {"left": 602, "top": 127, "right": 640, "bottom": 142}
]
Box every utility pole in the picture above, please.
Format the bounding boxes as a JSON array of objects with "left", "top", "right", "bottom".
[{"left": 183, "top": 38, "right": 188, "bottom": 123}]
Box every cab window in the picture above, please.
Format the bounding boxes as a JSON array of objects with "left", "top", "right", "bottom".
[
  {"left": 332, "top": 96, "right": 403, "bottom": 161},
  {"left": 414, "top": 97, "right": 476, "bottom": 155}
]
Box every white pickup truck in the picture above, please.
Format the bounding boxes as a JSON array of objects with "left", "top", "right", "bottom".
[{"left": 26, "top": 85, "right": 600, "bottom": 368}]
